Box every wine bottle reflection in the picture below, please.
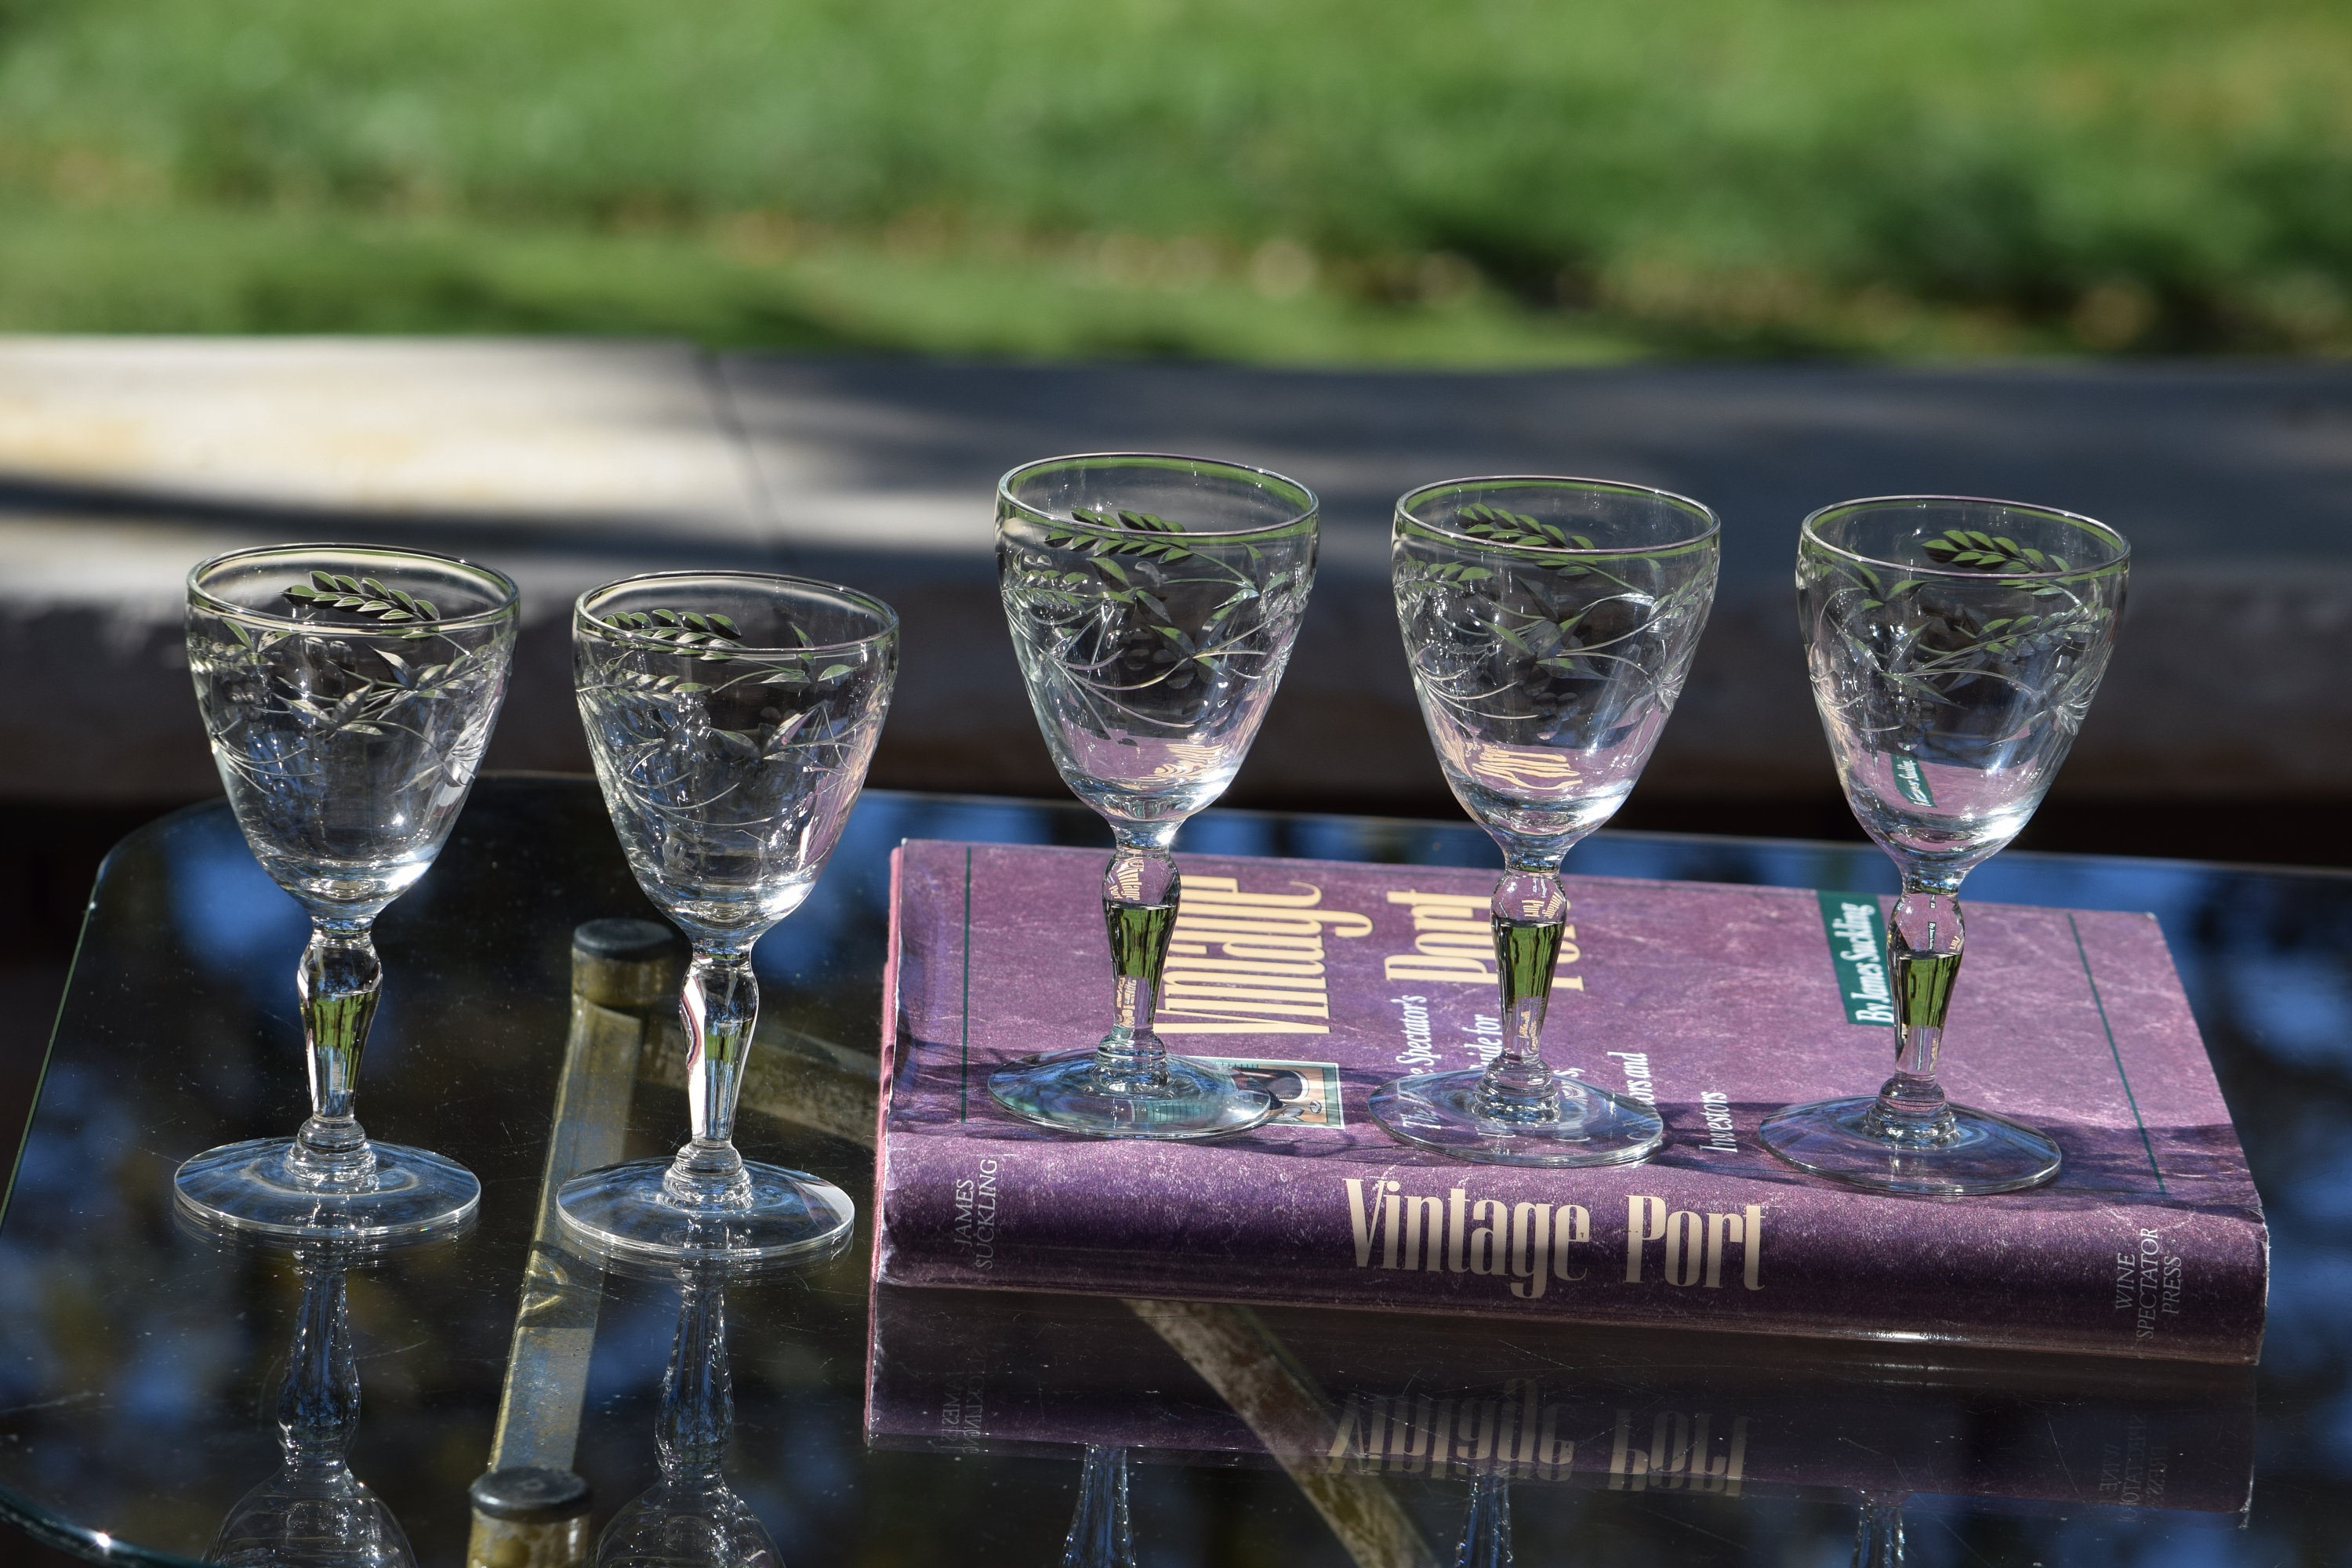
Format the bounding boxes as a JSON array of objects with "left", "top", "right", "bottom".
[
  {"left": 209, "top": 1245, "right": 414, "bottom": 1568},
  {"left": 593, "top": 1261, "right": 778, "bottom": 1568}
]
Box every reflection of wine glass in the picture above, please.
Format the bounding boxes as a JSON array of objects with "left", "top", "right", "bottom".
[
  {"left": 1453, "top": 1469, "right": 1513, "bottom": 1568},
  {"left": 178, "top": 544, "right": 517, "bottom": 1241},
  {"left": 1372, "top": 478, "right": 1719, "bottom": 1166},
  {"left": 1058, "top": 1446, "right": 1135, "bottom": 1568},
  {"left": 563, "top": 572, "right": 895, "bottom": 1264},
  {"left": 1761, "top": 498, "right": 2129, "bottom": 1196},
  {"left": 209, "top": 1245, "right": 416, "bottom": 1568},
  {"left": 592, "top": 1263, "right": 777, "bottom": 1568},
  {"left": 989, "top": 454, "right": 1319, "bottom": 1141},
  {"left": 1851, "top": 1496, "right": 1907, "bottom": 1568}
]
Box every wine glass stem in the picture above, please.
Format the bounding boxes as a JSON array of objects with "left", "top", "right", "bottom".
[
  {"left": 1095, "top": 826, "right": 1180, "bottom": 1094},
  {"left": 1477, "top": 863, "right": 1567, "bottom": 1120},
  {"left": 292, "top": 920, "right": 382, "bottom": 1188},
  {"left": 667, "top": 946, "right": 757, "bottom": 1203},
  {"left": 1875, "top": 879, "right": 1965, "bottom": 1138}
]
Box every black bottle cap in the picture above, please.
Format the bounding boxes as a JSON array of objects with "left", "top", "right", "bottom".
[
  {"left": 572, "top": 917, "right": 677, "bottom": 963},
  {"left": 469, "top": 1465, "right": 593, "bottom": 1522}
]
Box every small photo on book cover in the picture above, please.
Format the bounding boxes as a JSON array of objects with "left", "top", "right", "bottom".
[{"left": 1188, "top": 1058, "right": 1345, "bottom": 1128}]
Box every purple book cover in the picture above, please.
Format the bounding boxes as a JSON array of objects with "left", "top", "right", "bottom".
[{"left": 874, "top": 840, "right": 2268, "bottom": 1363}]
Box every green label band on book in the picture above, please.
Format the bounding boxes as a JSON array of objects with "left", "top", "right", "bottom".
[
  {"left": 1817, "top": 891, "right": 1896, "bottom": 1027},
  {"left": 1890, "top": 755, "right": 1936, "bottom": 807}
]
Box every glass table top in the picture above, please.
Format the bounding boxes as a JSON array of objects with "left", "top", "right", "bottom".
[{"left": 4, "top": 775, "right": 2350, "bottom": 1567}]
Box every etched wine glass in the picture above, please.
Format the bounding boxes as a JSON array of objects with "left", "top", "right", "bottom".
[
  {"left": 562, "top": 572, "right": 896, "bottom": 1261},
  {"left": 1372, "top": 478, "right": 1719, "bottom": 1165},
  {"left": 1760, "top": 497, "right": 2128, "bottom": 1195},
  {"left": 178, "top": 544, "right": 518, "bottom": 1240},
  {"left": 990, "top": 452, "right": 1319, "bottom": 1139}
]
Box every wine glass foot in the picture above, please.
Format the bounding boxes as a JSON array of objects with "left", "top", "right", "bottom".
[
  {"left": 1759, "top": 1098, "right": 2061, "bottom": 1196},
  {"left": 555, "top": 1158, "right": 855, "bottom": 1264},
  {"left": 172, "top": 1137, "right": 480, "bottom": 1242},
  {"left": 988, "top": 1051, "right": 1278, "bottom": 1141},
  {"left": 1370, "top": 1071, "right": 1664, "bottom": 1167}
]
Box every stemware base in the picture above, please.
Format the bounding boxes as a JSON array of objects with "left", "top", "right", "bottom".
[
  {"left": 172, "top": 1137, "right": 481, "bottom": 1242},
  {"left": 988, "top": 1051, "right": 1278, "bottom": 1141},
  {"left": 1759, "top": 1097, "right": 2061, "bottom": 1196},
  {"left": 555, "top": 1158, "right": 855, "bottom": 1264},
  {"left": 1369, "top": 1071, "right": 1664, "bottom": 1167}
]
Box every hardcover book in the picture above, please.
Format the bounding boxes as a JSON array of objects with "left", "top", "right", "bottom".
[
  {"left": 863, "top": 1283, "right": 2255, "bottom": 1514},
  {"left": 873, "top": 840, "right": 2268, "bottom": 1363}
]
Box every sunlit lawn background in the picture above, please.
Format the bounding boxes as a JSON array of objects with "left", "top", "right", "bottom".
[{"left": 2, "top": 0, "right": 2348, "bottom": 362}]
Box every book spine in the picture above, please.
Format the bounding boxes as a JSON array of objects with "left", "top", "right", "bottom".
[
  {"left": 873, "top": 1135, "right": 2267, "bottom": 1363},
  {"left": 864, "top": 843, "right": 910, "bottom": 1444},
  {"left": 875, "top": 844, "right": 906, "bottom": 1156}
]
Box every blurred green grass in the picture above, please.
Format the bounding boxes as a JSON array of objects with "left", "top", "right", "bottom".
[{"left": 2, "top": 0, "right": 2348, "bottom": 361}]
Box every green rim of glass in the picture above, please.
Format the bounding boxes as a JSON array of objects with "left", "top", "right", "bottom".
[
  {"left": 996, "top": 452, "right": 1319, "bottom": 540},
  {"left": 575, "top": 569, "right": 900, "bottom": 656},
  {"left": 1395, "top": 475, "right": 1721, "bottom": 557},
  {"left": 1800, "top": 494, "right": 2129, "bottom": 582},
  {"left": 187, "top": 542, "right": 521, "bottom": 633}
]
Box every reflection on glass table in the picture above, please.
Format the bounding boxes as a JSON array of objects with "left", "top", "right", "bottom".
[
  {"left": 2, "top": 775, "right": 2349, "bottom": 1566},
  {"left": 195, "top": 1234, "right": 430, "bottom": 1568},
  {"left": 586, "top": 1261, "right": 780, "bottom": 1568},
  {"left": 869, "top": 1283, "right": 2254, "bottom": 1548}
]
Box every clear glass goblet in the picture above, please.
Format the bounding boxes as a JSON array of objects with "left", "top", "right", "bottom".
[
  {"left": 1371, "top": 477, "right": 1719, "bottom": 1166},
  {"left": 177, "top": 544, "right": 518, "bottom": 1240},
  {"left": 1760, "top": 497, "right": 2129, "bottom": 1196},
  {"left": 989, "top": 452, "right": 1319, "bottom": 1140},
  {"left": 561, "top": 572, "right": 896, "bottom": 1262}
]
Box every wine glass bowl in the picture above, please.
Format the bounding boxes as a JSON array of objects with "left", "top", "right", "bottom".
[
  {"left": 1371, "top": 477, "right": 1719, "bottom": 1166},
  {"left": 1795, "top": 498, "right": 2129, "bottom": 886},
  {"left": 561, "top": 572, "right": 895, "bottom": 1263},
  {"left": 573, "top": 574, "right": 895, "bottom": 942},
  {"left": 1759, "top": 496, "right": 2130, "bottom": 1196},
  {"left": 989, "top": 453, "right": 1319, "bottom": 1140},
  {"left": 176, "top": 543, "right": 518, "bottom": 1242},
  {"left": 187, "top": 546, "right": 517, "bottom": 918},
  {"left": 997, "top": 454, "right": 1318, "bottom": 827}
]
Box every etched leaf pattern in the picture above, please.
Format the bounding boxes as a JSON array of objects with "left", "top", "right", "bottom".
[
  {"left": 575, "top": 608, "right": 888, "bottom": 905},
  {"left": 1393, "top": 505, "right": 1712, "bottom": 752},
  {"left": 1000, "top": 508, "right": 1310, "bottom": 742},
  {"left": 187, "top": 589, "right": 512, "bottom": 869},
  {"left": 281, "top": 572, "right": 441, "bottom": 630},
  {"left": 1816, "top": 529, "right": 2114, "bottom": 743}
]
